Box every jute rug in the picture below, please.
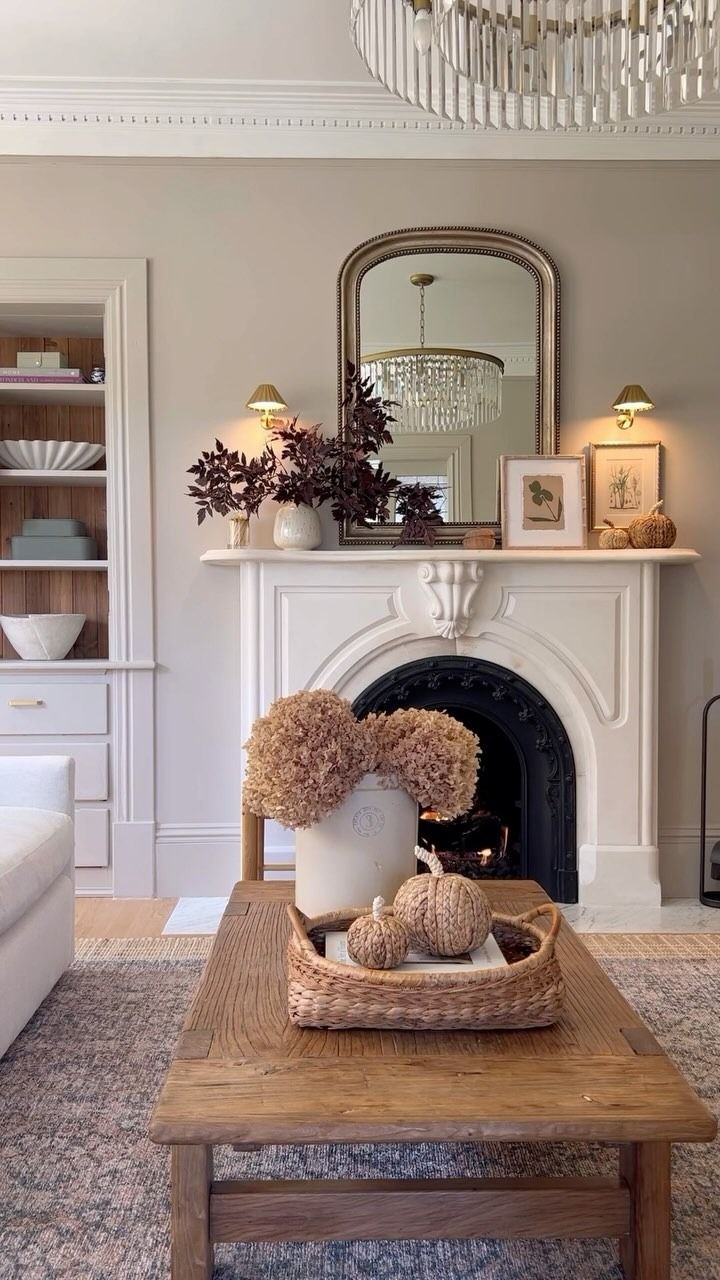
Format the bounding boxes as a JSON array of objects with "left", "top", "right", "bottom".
[{"left": 0, "top": 935, "right": 718, "bottom": 1279}]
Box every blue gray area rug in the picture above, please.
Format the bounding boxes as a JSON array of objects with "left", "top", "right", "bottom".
[{"left": 0, "top": 934, "right": 718, "bottom": 1280}]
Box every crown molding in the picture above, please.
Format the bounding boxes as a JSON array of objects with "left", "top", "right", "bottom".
[
  {"left": 490, "top": 343, "right": 536, "bottom": 375},
  {"left": 0, "top": 76, "right": 719, "bottom": 159}
]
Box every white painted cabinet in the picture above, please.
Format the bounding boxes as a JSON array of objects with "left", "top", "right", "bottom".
[
  {"left": 0, "top": 683, "right": 107, "bottom": 735},
  {"left": 0, "top": 675, "right": 111, "bottom": 868}
]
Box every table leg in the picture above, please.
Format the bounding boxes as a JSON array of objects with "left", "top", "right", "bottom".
[
  {"left": 171, "top": 1144, "right": 214, "bottom": 1279},
  {"left": 619, "top": 1141, "right": 671, "bottom": 1280}
]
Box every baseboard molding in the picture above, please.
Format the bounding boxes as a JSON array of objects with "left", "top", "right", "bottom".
[
  {"left": 153, "top": 822, "right": 710, "bottom": 899},
  {"left": 659, "top": 825, "right": 719, "bottom": 899},
  {"left": 155, "top": 823, "right": 293, "bottom": 896},
  {"left": 156, "top": 823, "right": 243, "bottom": 845},
  {"left": 74, "top": 868, "right": 113, "bottom": 895}
]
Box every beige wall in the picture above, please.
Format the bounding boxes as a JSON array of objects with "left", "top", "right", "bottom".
[{"left": 0, "top": 157, "right": 717, "bottom": 894}]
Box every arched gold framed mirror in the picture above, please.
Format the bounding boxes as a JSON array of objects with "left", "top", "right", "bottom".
[{"left": 337, "top": 227, "right": 560, "bottom": 546}]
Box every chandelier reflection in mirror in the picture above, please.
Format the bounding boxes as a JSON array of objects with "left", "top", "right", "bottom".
[
  {"left": 350, "top": 0, "right": 720, "bottom": 131},
  {"left": 361, "top": 273, "right": 503, "bottom": 433}
]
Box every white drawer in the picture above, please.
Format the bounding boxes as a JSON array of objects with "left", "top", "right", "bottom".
[
  {"left": 75, "top": 807, "right": 110, "bottom": 868},
  {"left": 0, "top": 742, "right": 108, "bottom": 800},
  {"left": 0, "top": 683, "right": 107, "bottom": 736}
]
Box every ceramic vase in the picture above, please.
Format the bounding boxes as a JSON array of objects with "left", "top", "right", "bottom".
[
  {"left": 273, "top": 502, "right": 322, "bottom": 550},
  {"left": 294, "top": 774, "right": 418, "bottom": 916}
]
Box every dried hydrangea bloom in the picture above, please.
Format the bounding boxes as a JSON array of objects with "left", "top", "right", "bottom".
[
  {"left": 243, "top": 689, "right": 375, "bottom": 829},
  {"left": 368, "top": 708, "right": 479, "bottom": 818}
]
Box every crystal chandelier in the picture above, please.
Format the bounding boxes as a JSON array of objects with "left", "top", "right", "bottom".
[
  {"left": 361, "top": 273, "right": 503, "bottom": 432},
  {"left": 350, "top": 0, "right": 720, "bottom": 131}
]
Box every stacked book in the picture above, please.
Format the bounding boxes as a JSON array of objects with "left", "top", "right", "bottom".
[
  {"left": 325, "top": 930, "right": 508, "bottom": 973},
  {"left": 0, "top": 368, "right": 85, "bottom": 384},
  {"left": 10, "top": 518, "right": 98, "bottom": 561}
]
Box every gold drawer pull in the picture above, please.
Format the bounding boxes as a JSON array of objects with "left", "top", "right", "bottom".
[{"left": 8, "top": 698, "right": 44, "bottom": 708}]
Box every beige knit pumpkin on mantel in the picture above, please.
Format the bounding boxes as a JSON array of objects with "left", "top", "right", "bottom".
[
  {"left": 628, "top": 500, "right": 677, "bottom": 549},
  {"left": 598, "top": 519, "right": 630, "bottom": 550},
  {"left": 393, "top": 847, "right": 492, "bottom": 958}
]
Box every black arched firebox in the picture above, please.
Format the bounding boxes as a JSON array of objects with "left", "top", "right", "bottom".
[{"left": 353, "top": 656, "right": 577, "bottom": 902}]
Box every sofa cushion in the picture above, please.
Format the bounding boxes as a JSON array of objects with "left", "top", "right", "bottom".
[{"left": 0, "top": 808, "right": 73, "bottom": 935}]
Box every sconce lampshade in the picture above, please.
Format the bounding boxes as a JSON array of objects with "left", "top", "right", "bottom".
[
  {"left": 612, "top": 385, "right": 654, "bottom": 414},
  {"left": 246, "top": 384, "right": 287, "bottom": 416}
]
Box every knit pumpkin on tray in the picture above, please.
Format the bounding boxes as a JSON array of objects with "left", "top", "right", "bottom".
[
  {"left": 393, "top": 846, "right": 492, "bottom": 958},
  {"left": 346, "top": 896, "right": 409, "bottom": 970}
]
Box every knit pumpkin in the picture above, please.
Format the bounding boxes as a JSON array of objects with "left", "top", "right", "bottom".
[
  {"left": 393, "top": 847, "right": 492, "bottom": 957},
  {"left": 628, "top": 500, "right": 677, "bottom": 549},
  {"left": 346, "top": 896, "right": 409, "bottom": 970},
  {"left": 599, "top": 519, "right": 630, "bottom": 550}
]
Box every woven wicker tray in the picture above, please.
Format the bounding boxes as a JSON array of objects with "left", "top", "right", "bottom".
[{"left": 287, "top": 902, "right": 565, "bottom": 1031}]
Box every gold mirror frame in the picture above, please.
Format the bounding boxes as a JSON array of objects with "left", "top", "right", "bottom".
[{"left": 337, "top": 226, "right": 560, "bottom": 546}]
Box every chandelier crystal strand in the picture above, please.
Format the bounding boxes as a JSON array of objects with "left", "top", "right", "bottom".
[{"left": 351, "top": 0, "right": 720, "bottom": 129}]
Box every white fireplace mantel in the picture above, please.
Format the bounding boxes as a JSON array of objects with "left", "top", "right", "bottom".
[
  {"left": 202, "top": 547, "right": 699, "bottom": 565},
  {"left": 203, "top": 545, "right": 700, "bottom": 907}
]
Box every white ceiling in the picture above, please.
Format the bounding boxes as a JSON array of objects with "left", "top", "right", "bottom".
[
  {"left": 361, "top": 253, "right": 536, "bottom": 371},
  {"left": 0, "top": 0, "right": 361, "bottom": 81},
  {"left": 0, "top": 0, "right": 718, "bottom": 159}
]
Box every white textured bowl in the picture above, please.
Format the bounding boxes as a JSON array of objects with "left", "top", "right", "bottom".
[
  {"left": 0, "top": 614, "right": 86, "bottom": 660},
  {"left": 0, "top": 440, "right": 105, "bottom": 471}
]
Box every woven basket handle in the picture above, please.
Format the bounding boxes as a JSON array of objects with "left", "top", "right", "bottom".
[
  {"left": 287, "top": 903, "right": 316, "bottom": 953},
  {"left": 517, "top": 903, "right": 562, "bottom": 942}
]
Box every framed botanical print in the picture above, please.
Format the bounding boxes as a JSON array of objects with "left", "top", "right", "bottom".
[
  {"left": 589, "top": 441, "right": 661, "bottom": 531},
  {"left": 500, "top": 455, "right": 587, "bottom": 549}
]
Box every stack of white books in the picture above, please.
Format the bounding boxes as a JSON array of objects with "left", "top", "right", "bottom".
[{"left": 325, "top": 930, "right": 508, "bottom": 973}]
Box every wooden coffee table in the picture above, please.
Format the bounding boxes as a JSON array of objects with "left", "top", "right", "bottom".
[{"left": 150, "top": 880, "right": 716, "bottom": 1279}]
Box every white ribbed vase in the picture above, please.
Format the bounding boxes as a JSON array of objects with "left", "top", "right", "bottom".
[
  {"left": 294, "top": 775, "right": 417, "bottom": 916},
  {"left": 273, "top": 502, "right": 322, "bottom": 550}
]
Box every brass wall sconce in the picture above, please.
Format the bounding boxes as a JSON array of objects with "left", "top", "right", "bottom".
[
  {"left": 246, "top": 383, "right": 287, "bottom": 430},
  {"left": 612, "top": 385, "right": 655, "bottom": 431}
]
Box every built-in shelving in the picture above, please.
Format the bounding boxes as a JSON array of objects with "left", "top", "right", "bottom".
[
  {"left": 0, "top": 260, "right": 155, "bottom": 896},
  {"left": 0, "top": 331, "right": 108, "bottom": 662},
  {"left": 0, "top": 559, "right": 108, "bottom": 571},
  {"left": 0, "top": 469, "right": 107, "bottom": 487},
  {"left": 0, "top": 383, "right": 104, "bottom": 406}
]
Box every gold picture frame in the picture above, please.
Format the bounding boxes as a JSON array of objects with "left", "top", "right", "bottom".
[{"left": 589, "top": 441, "right": 662, "bottom": 531}]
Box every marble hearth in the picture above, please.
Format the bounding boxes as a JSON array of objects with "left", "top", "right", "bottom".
[{"left": 204, "top": 547, "right": 699, "bottom": 907}]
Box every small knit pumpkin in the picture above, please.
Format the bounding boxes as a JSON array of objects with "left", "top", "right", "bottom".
[
  {"left": 628, "top": 500, "right": 677, "bottom": 549},
  {"left": 599, "top": 519, "right": 630, "bottom": 550},
  {"left": 346, "top": 896, "right": 409, "bottom": 970},
  {"left": 393, "top": 847, "right": 492, "bottom": 958}
]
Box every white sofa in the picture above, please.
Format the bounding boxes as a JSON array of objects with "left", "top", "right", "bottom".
[{"left": 0, "top": 756, "right": 75, "bottom": 1058}]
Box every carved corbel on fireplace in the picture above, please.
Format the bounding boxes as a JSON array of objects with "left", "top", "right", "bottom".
[{"left": 418, "top": 561, "right": 484, "bottom": 639}]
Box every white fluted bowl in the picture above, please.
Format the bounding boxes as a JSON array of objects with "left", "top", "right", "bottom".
[
  {"left": 0, "top": 440, "right": 105, "bottom": 471},
  {"left": 0, "top": 614, "right": 86, "bottom": 660}
]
